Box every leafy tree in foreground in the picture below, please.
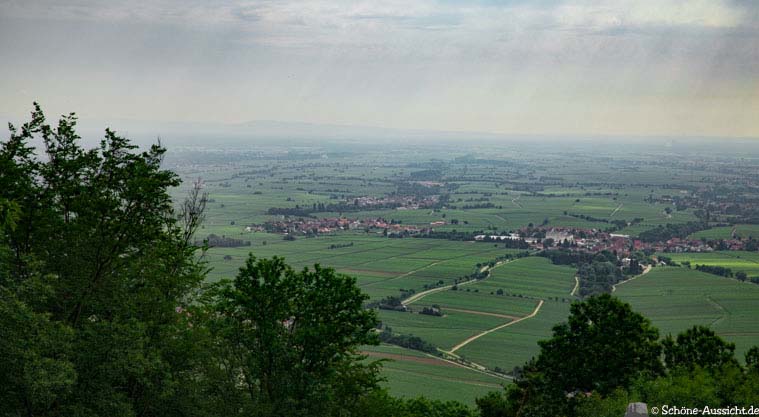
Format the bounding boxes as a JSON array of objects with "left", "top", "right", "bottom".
[
  {"left": 484, "top": 295, "right": 662, "bottom": 417},
  {"left": 0, "top": 104, "right": 208, "bottom": 417},
  {"left": 357, "top": 390, "right": 476, "bottom": 417},
  {"left": 746, "top": 346, "right": 759, "bottom": 372},
  {"left": 0, "top": 105, "right": 478, "bottom": 417},
  {"left": 535, "top": 294, "right": 662, "bottom": 395},
  {"left": 482, "top": 296, "right": 759, "bottom": 417},
  {"left": 205, "top": 255, "right": 381, "bottom": 416},
  {"left": 662, "top": 325, "right": 738, "bottom": 371},
  {"left": 0, "top": 198, "right": 77, "bottom": 415}
]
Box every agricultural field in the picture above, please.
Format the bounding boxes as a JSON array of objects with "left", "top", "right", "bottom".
[
  {"left": 615, "top": 267, "right": 759, "bottom": 360},
  {"left": 364, "top": 257, "right": 575, "bottom": 360},
  {"left": 663, "top": 251, "right": 759, "bottom": 279},
  {"left": 456, "top": 301, "right": 571, "bottom": 372},
  {"left": 689, "top": 224, "right": 759, "bottom": 240},
  {"left": 203, "top": 233, "right": 517, "bottom": 300},
  {"left": 362, "top": 344, "right": 507, "bottom": 405},
  {"left": 161, "top": 141, "right": 759, "bottom": 404},
  {"left": 450, "top": 258, "right": 577, "bottom": 371}
]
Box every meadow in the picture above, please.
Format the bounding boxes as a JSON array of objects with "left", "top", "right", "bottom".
[
  {"left": 615, "top": 267, "right": 759, "bottom": 360},
  {"left": 449, "top": 258, "right": 576, "bottom": 371},
  {"left": 203, "top": 233, "right": 516, "bottom": 300},
  {"left": 689, "top": 224, "right": 759, "bottom": 240},
  {"left": 663, "top": 251, "right": 759, "bottom": 279},
  {"left": 361, "top": 344, "right": 506, "bottom": 405}
]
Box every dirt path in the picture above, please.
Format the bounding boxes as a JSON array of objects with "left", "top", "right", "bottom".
[
  {"left": 365, "top": 350, "right": 513, "bottom": 382},
  {"left": 362, "top": 351, "right": 459, "bottom": 367},
  {"left": 448, "top": 300, "right": 544, "bottom": 353},
  {"left": 361, "top": 259, "right": 446, "bottom": 288},
  {"left": 432, "top": 353, "right": 513, "bottom": 381},
  {"left": 570, "top": 276, "right": 579, "bottom": 297},
  {"left": 408, "top": 254, "right": 586, "bottom": 378},
  {"left": 705, "top": 295, "right": 728, "bottom": 328},
  {"left": 610, "top": 202, "right": 624, "bottom": 217},
  {"left": 385, "top": 366, "right": 504, "bottom": 388},
  {"left": 402, "top": 260, "right": 511, "bottom": 306},
  {"left": 402, "top": 277, "right": 477, "bottom": 305},
  {"left": 445, "top": 264, "right": 578, "bottom": 355},
  {"left": 611, "top": 265, "right": 652, "bottom": 293},
  {"left": 441, "top": 308, "right": 520, "bottom": 320},
  {"left": 366, "top": 250, "right": 503, "bottom": 289},
  {"left": 511, "top": 196, "right": 523, "bottom": 208}
]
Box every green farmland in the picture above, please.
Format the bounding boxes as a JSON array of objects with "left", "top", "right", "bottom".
[
  {"left": 362, "top": 344, "right": 506, "bottom": 405},
  {"left": 689, "top": 224, "right": 759, "bottom": 240},
  {"left": 204, "top": 233, "right": 517, "bottom": 301},
  {"left": 663, "top": 251, "right": 759, "bottom": 279},
  {"left": 616, "top": 267, "right": 759, "bottom": 360},
  {"left": 165, "top": 142, "right": 759, "bottom": 405},
  {"left": 452, "top": 258, "right": 576, "bottom": 371}
]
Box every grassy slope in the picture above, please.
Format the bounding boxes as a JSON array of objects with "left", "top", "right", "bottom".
[
  {"left": 664, "top": 251, "right": 759, "bottom": 279},
  {"left": 362, "top": 344, "right": 506, "bottom": 405},
  {"left": 450, "top": 257, "right": 576, "bottom": 371},
  {"left": 616, "top": 267, "right": 759, "bottom": 361}
]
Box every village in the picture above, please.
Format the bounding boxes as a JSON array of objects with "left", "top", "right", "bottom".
[
  {"left": 244, "top": 214, "right": 754, "bottom": 255},
  {"left": 248, "top": 216, "right": 429, "bottom": 236},
  {"left": 474, "top": 226, "right": 752, "bottom": 255}
]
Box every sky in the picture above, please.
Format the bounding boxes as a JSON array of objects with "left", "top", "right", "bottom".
[{"left": 1, "top": 0, "right": 758, "bottom": 138}]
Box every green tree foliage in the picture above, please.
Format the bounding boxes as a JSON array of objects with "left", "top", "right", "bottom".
[
  {"left": 637, "top": 221, "right": 708, "bottom": 242},
  {"left": 662, "top": 326, "right": 738, "bottom": 371},
  {"left": 357, "top": 390, "right": 476, "bottom": 417},
  {"left": 574, "top": 389, "right": 630, "bottom": 417},
  {"left": 476, "top": 390, "right": 517, "bottom": 417},
  {"left": 0, "top": 105, "right": 479, "bottom": 416},
  {"left": 205, "top": 255, "right": 381, "bottom": 416},
  {"left": 489, "top": 295, "right": 662, "bottom": 417},
  {"left": 747, "top": 346, "right": 759, "bottom": 371},
  {"left": 478, "top": 296, "right": 759, "bottom": 417},
  {"left": 0, "top": 105, "right": 209, "bottom": 417},
  {"left": 0, "top": 202, "right": 76, "bottom": 415},
  {"left": 577, "top": 261, "right": 623, "bottom": 296},
  {"left": 568, "top": 359, "right": 759, "bottom": 416},
  {"left": 537, "top": 294, "right": 662, "bottom": 395}
]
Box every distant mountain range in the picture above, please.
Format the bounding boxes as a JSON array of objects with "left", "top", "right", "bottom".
[{"left": 2, "top": 114, "right": 757, "bottom": 150}]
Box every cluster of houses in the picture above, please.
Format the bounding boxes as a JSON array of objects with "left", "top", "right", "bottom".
[
  {"left": 351, "top": 195, "right": 440, "bottom": 210},
  {"left": 473, "top": 226, "right": 727, "bottom": 255},
  {"left": 253, "top": 217, "right": 428, "bottom": 236},
  {"left": 247, "top": 215, "right": 753, "bottom": 253}
]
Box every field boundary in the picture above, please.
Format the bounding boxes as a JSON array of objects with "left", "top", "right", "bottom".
[
  {"left": 360, "top": 259, "right": 447, "bottom": 288},
  {"left": 402, "top": 260, "right": 512, "bottom": 306},
  {"left": 439, "top": 308, "right": 520, "bottom": 320},
  {"left": 611, "top": 264, "right": 652, "bottom": 293},
  {"left": 610, "top": 202, "right": 623, "bottom": 217},
  {"left": 570, "top": 276, "right": 579, "bottom": 296},
  {"left": 705, "top": 295, "right": 728, "bottom": 328},
  {"left": 448, "top": 299, "right": 544, "bottom": 353}
]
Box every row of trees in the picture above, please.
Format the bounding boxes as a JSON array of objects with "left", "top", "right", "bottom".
[
  {"left": 637, "top": 221, "right": 708, "bottom": 242},
  {"left": 539, "top": 249, "right": 626, "bottom": 297},
  {"left": 576, "top": 260, "right": 623, "bottom": 296}
]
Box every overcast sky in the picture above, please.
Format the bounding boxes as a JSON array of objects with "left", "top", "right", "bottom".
[{"left": 1, "top": 0, "right": 758, "bottom": 138}]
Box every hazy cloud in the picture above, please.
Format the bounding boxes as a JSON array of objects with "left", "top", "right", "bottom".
[{"left": 1, "top": 0, "right": 757, "bottom": 138}]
